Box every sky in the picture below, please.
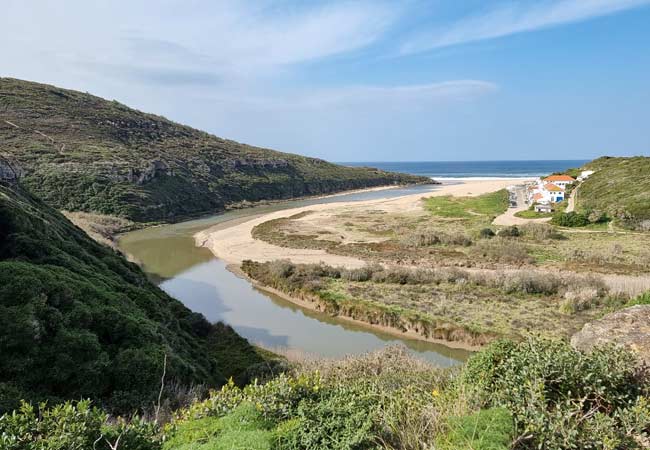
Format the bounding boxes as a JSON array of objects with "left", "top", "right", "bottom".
[{"left": 2, "top": 0, "right": 649, "bottom": 161}]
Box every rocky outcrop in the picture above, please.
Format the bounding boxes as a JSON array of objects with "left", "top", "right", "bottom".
[
  {"left": 126, "top": 160, "right": 172, "bottom": 185},
  {"left": 571, "top": 305, "right": 650, "bottom": 365},
  {"left": 0, "top": 158, "right": 20, "bottom": 183}
]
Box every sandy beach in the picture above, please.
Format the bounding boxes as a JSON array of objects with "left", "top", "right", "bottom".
[{"left": 195, "top": 179, "right": 531, "bottom": 268}]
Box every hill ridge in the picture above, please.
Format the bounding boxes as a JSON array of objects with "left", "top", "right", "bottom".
[{"left": 0, "top": 77, "right": 432, "bottom": 222}]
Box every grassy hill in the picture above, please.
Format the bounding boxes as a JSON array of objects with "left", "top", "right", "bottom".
[
  {"left": 0, "top": 78, "right": 431, "bottom": 223},
  {"left": 0, "top": 177, "right": 271, "bottom": 414},
  {"left": 577, "top": 156, "right": 650, "bottom": 230}
]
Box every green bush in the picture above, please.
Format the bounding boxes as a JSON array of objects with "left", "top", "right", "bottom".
[
  {"left": 520, "top": 223, "right": 565, "bottom": 240},
  {"left": 496, "top": 226, "right": 520, "bottom": 237},
  {"left": 0, "top": 400, "right": 160, "bottom": 450},
  {"left": 479, "top": 228, "right": 496, "bottom": 239},
  {"left": 460, "top": 338, "right": 649, "bottom": 448},
  {"left": 552, "top": 211, "right": 591, "bottom": 227},
  {"left": 276, "top": 383, "right": 380, "bottom": 450},
  {"left": 625, "top": 291, "right": 650, "bottom": 307}
]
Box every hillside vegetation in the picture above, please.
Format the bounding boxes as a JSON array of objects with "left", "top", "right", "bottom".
[
  {"left": 578, "top": 156, "right": 650, "bottom": 230},
  {"left": 0, "top": 179, "right": 272, "bottom": 415},
  {"left": 0, "top": 78, "right": 431, "bottom": 223}
]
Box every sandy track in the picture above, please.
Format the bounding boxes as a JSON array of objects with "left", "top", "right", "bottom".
[{"left": 195, "top": 179, "right": 530, "bottom": 268}]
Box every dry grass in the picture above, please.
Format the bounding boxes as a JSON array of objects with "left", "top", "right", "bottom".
[
  {"left": 245, "top": 260, "right": 617, "bottom": 343},
  {"left": 471, "top": 239, "right": 533, "bottom": 265},
  {"left": 602, "top": 274, "right": 650, "bottom": 297},
  {"left": 64, "top": 210, "right": 136, "bottom": 248}
]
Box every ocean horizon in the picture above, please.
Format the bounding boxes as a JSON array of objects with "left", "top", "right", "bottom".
[{"left": 341, "top": 160, "right": 589, "bottom": 180}]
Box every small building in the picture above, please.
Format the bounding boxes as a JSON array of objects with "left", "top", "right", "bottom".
[
  {"left": 542, "top": 175, "right": 575, "bottom": 189},
  {"left": 535, "top": 203, "right": 554, "bottom": 213}
]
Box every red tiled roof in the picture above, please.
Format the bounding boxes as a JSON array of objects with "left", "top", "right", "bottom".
[
  {"left": 533, "top": 193, "right": 544, "bottom": 201},
  {"left": 544, "top": 183, "right": 563, "bottom": 192},
  {"left": 543, "top": 175, "right": 575, "bottom": 182}
]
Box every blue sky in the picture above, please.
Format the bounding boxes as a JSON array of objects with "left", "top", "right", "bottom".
[{"left": 2, "top": 0, "right": 649, "bottom": 161}]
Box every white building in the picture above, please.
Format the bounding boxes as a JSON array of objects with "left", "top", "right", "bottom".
[
  {"left": 526, "top": 174, "right": 575, "bottom": 205},
  {"left": 542, "top": 175, "right": 576, "bottom": 189},
  {"left": 577, "top": 170, "right": 595, "bottom": 182}
]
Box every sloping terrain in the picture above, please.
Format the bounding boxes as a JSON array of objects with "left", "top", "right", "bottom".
[
  {"left": 579, "top": 156, "right": 650, "bottom": 230},
  {"left": 0, "top": 78, "right": 431, "bottom": 222},
  {"left": 0, "top": 177, "right": 268, "bottom": 414}
]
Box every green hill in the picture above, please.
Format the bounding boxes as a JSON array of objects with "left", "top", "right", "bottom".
[
  {"left": 0, "top": 176, "right": 270, "bottom": 414},
  {"left": 0, "top": 78, "right": 431, "bottom": 223},
  {"left": 577, "top": 156, "right": 650, "bottom": 230}
]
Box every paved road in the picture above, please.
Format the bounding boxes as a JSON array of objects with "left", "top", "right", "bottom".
[{"left": 493, "top": 184, "right": 551, "bottom": 226}]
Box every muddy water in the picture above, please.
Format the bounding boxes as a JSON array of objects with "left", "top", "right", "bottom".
[{"left": 118, "top": 185, "right": 471, "bottom": 366}]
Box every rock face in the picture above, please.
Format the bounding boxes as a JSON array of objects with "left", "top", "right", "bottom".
[
  {"left": 571, "top": 305, "right": 650, "bottom": 365},
  {"left": 0, "top": 158, "right": 20, "bottom": 183}
]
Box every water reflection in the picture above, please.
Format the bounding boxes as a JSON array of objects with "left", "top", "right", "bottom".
[{"left": 118, "top": 184, "right": 470, "bottom": 366}]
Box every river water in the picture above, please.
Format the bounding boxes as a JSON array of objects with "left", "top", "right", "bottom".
[{"left": 118, "top": 184, "right": 471, "bottom": 367}]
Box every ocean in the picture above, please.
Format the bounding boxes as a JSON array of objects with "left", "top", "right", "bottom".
[{"left": 341, "top": 160, "right": 588, "bottom": 180}]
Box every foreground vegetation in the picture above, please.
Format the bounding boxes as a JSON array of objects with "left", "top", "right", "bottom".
[
  {"left": 0, "top": 182, "right": 275, "bottom": 415},
  {"left": 0, "top": 78, "right": 431, "bottom": 223},
  {"left": 2, "top": 339, "right": 649, "bottom": 449}
]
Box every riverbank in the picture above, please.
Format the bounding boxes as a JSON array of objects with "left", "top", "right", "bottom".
[
  {"left": 195, "top": 179, "right": 530, "bottom": 268},
  {"left": 228, "top": 263, "right": 483, "bottom": 352}
]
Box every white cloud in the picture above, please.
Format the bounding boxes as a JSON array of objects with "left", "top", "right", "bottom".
[
  {"left": 0, "top": 0, "right": 396, "bottom": 84},
  {"left": 401, "top": 0, "right": 650, "bottom": 54},
  {"left": 211, "top": 80, "right": 498, "bottom": 110}
]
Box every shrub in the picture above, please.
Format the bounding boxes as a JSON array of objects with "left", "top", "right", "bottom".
[
  {"left": 479, "top": 228, "right": 495, "bottom": 239},
  {"left": 401, "top": 230, "right": 472, "bottom": 247},
  {"left": 501, "top": 272, "right": 561, "bottom": 295},
  {"left": 0, "top": 400, "right": 160, "bottom": 450},
  {"left": 587, "top": 209, "right": 608, "bottom": 224},
  {"left": 520, "top": 223, "right": 565, "bottom": 240},
  {"left": 460, "top": 338, "right": 648, "bottom": 449},
  {"left": 625, "top": 291, "right": 650, "bottom": 307},
  {"left": 496, "top": 226, "right": 520, "bottom": 237},
  {"left": 267, "top": 259, "right": 295, "bottom": 279},
  {"left": 552, "top": 212, "right": 591, "bottom": 227},
  {"left": 277, "top": 383, "right": 380, "bottom": 450},
  {"left": 559, "top": 287, "right": 601, "bottom": 314},
  {"left": 341, "top": 265, "right": 381, "bottom": 282}
]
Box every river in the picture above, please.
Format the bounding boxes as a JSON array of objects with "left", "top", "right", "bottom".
[{"left": 117, "top": 185, "right": 471, "bottom": 366}]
